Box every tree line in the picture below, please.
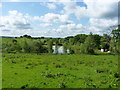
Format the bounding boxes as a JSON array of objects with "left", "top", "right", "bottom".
[{"left": 2, "top": 25, "right": 120, "bottom": 54}]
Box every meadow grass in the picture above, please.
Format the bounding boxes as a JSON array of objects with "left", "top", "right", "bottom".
[{"left": 2, "top": 53, "right": 119, "bottom": 88}]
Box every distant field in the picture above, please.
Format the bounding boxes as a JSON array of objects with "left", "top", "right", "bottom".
[{"left": 2, "top": 53, "right": 119, "bottom": 88}]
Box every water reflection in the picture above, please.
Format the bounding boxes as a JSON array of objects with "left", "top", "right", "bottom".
[{"left": 52, "top": 46, "right": 69, "bottom": 54}]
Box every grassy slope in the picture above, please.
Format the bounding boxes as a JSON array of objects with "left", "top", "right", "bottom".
[
  {"left": 0, "top": 65, "right": 1, "bottom": 89},
  {"left": 2, "top": 53, "right": 119, "bottom": 88}
]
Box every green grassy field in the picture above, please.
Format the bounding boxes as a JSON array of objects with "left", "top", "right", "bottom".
[{"left": 2, "top": 53, "right": 119, "bottom": 88}]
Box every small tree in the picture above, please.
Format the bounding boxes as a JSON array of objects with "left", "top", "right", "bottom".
[
  {"left": 74, "top": 43, "right": 80, "bottom": 54},
  {"left": 23, "top": 40, "right": 31, "bottom": 53},
  {"left": 55, "top": 40, "right": 59, "bottom": 54},
  {"left": 14, "top": 44, "right": 22, "bottom": 52},
  {"left": 80, "top": 43, "right": 86, "bottom": 54},
  {"left": 69, "top": 49, "right": 75, "bottom": 54},
  {"left": 63, "top": 43, "right": 67, "bottom": 54},
  {"left": 82, "top": 33, "right": 96, "bottom": 54},
  {"left": 34, "top": 41, "right": 48, "bottom": 54},
  {"left": 100, "top": 34, "right": 111, "bottom": 51},
  {"left": 6, "top": 43, "right": 22, "bottom": 53},
  {"left": 47, "top": 39, "right": 53, "bottom": 54},
  {"left": 68, "top": 45, "right": 75, "bottom": 54},
  {"left": 23, "top": 34, "right": 32, "bottom": 38},
  {"left": 110, "top": 25, "right": 120, "bottom": 53},
  {"left": 109, "top": 38, "right": 117, "bottom": 53}
]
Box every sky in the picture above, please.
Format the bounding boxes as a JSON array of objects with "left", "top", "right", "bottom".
[{"left": 0, "top": 0, "right": 119, "bottom": 37}]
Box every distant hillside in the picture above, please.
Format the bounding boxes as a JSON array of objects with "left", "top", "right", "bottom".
[{"left": 0, "top": 36, "right": 15, "bottom": 38}]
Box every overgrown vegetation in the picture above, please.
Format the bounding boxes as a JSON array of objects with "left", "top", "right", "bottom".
[{"left": 2, "top": 53, "right": 119, "bottom": 88}]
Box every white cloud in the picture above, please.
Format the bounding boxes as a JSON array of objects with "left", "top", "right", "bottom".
[
  {"left": 0, "top": 10, "right": 33, "bottom": 36},
  {"left": 47, "top": 3, "right": 57, "bottom": 9},
  {"left": 58, "top": 0, "right": 118, "bottom": 35},
  {"left": 0, "top": 3, "right": 2, "bottom": 8},
  {"left": 39, "top": 13, "right": 72, "bottom": 24},
  {"left": 39, "top": 23, "right": 52, "bottom": 27},
  {"left": 2, "top": 0, "right": 82, "bottom": 2},
  {"left": 32, "top": 16, "right": 41, "bottom": 21},
  {"left": 2, "top": 0, "right": 35, "bottom": 2},
  {"left": 1, "top": 10, "right": 30, "bottom": 25},
  {"left": 59, "top": 23, "right": 85, "bottom": 30},
  {"left": 60, "top": 0, "right": 118, "bottom": 20},
  {"left": 48, "top": 0, "right": 83, "bottom": 2},
  {"left": 89, "top": 18, "right": 118, "bottom": 28},
  {"left": 0, "top": 10, "right": 73, "bottom": 37},
  {"left": 61, "top": 1, "right": 87, "bottom": 19},
  {"left": 84, "top": 0, "right": 118, "bottom": 18},
  {"left": 4, "top": 0, "right": 21, "bottom": 2},
  {"left": 88, "top": 18, "right": 118, "bottom": 35},
  {"left": 43, "top": 28, "right": 67, "bottom": 37},
  {"left": 43, "top": 23, "right": 86, "bottom": 37}
]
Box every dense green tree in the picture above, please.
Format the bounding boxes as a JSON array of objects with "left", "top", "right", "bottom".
[
  {"left": 109, "top": 38, "right": 117, "bottom": 53},
  {"left": 81, "top": 33, "right": 96, "bottom": 54},
  {"left": 80, "top": 43, "right": 86, "bottom": 54},
  {"left": 111, "top": 25, "right": 120, "bottom": 39},
  {"left": 34, "top": 41, "right": 48, "bottom": 53},
  {"left": 23, "top": 40, "right": 31, "bottom": 53},
  {"left": 48, "top": 39, "right": 53, "bottom": 54},
  {"left": 110, "top": 25, "right": 120, "bottom": 53},
  {"left": 69, "top": 38, "right": 74, "bottom": 45},
  {"left": 100, "top": 34, "right": 111, "bottom": 51},
  {"left": 6, "top": 43, "right": 22, "bottom": 53},
  {"left": 73, "top": 34, "right": 87, "bottom": 44},
  {"left": 69, "top": 49, "right": 75, "bottom": 54},
  {"left": 73, "top": 43, "right": 81, "bottom": 54},
  {"left": 63, "top": 43, "right": 67, "bottom": 54},
  {"left": 92, "top": 34, "right": 101, "bottom": 49},
  {"left": 12, "top": 39, "right": 17, "bottom": 44},
  {"left": 13, "top": 44, "right": 22, "bottom": 52},
  {"left": 55, "top": 40, "right": 59, "bottom": 54},
  {"left": 21, "top": 34, "right": 32, "bottom": 38}
]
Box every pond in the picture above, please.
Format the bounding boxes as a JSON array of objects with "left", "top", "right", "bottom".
[{"left": 52, "top": 46, "right": 69, "bottom": 54}]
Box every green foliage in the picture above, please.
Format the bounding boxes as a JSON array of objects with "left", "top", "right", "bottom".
[
  {"left": 11, "top": 43, "right": 22, "bottom": 53},
  {"left": 20, "top": 34, "right": 32, "bottom": 38},
  {"left": 110, "top": 38, "right": 120, "bottom": 53},
  {"left": 76, "top": 34, "right": 87, "bottom": 43},
  {"left": 47, "top": 39, "right": 53, "bottom": 54},
  {"left": 23, "top": 40, "right": 31, "bottom": 53},
  {"left": 33, "top": 41, "right": 48, "bottom": 53},
  {"left": 69, "top": 49, "right": 75, "bottom": 54},
  {"left": 92, "top": 34, "right": 101, "bottom": 49},
  {"left": 55, "top": 40, "right": 59, "bottom": 54},
  {"left": 63, "top": 43, "right": 67, "bottom": 54},
  {"left": 110, "top": 25, "right": 120, "bottom": 53},
  {"left": 100, "top": 34, "right": 111, "bottom": 50},
  {"left": 80, "top": 43, "right": 86, "bottom": 54},
  {"left": 2, "top": 53, "right": 119, "bottom": 88},
  {"left": 73, "top": 43, "right": 80, "bottom": 54},
  {"left": 111, "top": 25, "right": 120, "bottom": 39},
  {"left": 80, "top": 34, "right": 96, "bottom": 54},
  {"left": 4, "top": 39, "right": 22, "bottom": 53}
]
